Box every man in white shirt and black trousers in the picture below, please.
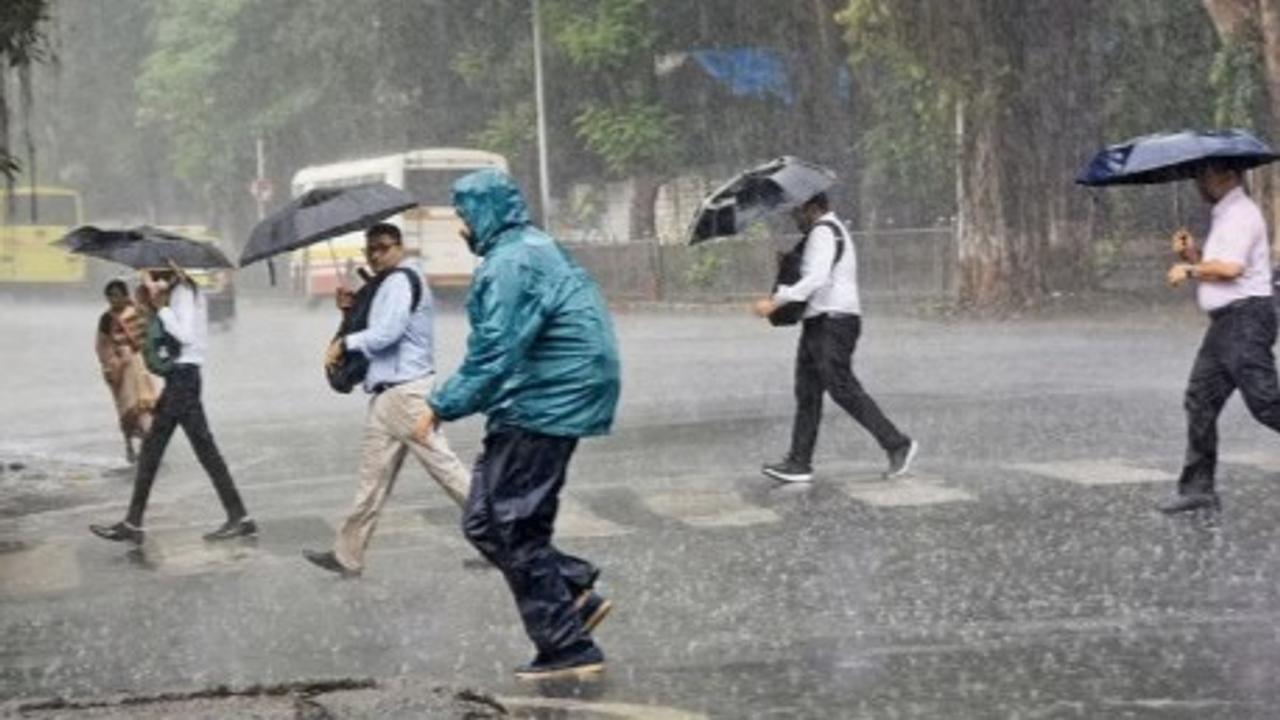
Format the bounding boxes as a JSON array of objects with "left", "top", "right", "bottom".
[
  {"left": 753, "top": 192, "right": 918, "bottom": 483},
  {"left": 90, "top": 268, "right": 254, "bottom": 544},
  {"left": 1162, "top": 160, "right": 1280, "bottom": 514}
]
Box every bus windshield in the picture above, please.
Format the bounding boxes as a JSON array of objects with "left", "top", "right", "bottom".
[
  {"left": 404, "top": 168, "right": 486, "bottom": 207},
  {"left": 3, "top": 195, "right": 79, "bottom": 226}
]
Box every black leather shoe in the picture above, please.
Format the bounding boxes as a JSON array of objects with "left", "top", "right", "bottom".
[
  {"left": 89, "top": 521, "right": 144, "bottom": 545},
  {"left": 1157, "top": 493, "right": 1221, "bottom": 515},
  {"left": 302, "top": 549, "right": 361, "bottom": 577},
  {"left": 203, "top": 517, "right": 257, "bottom": 541}
]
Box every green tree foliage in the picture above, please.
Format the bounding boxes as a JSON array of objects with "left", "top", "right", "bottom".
[
  {"left": 842, "top": 0, "right": 1222, "bottom": 307},
  {"left": 573, "top": 100, "right": 678, "bottom": 176}
]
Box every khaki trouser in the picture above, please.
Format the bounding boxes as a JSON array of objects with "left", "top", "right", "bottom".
[{"left": 334, "top": 376, "right": 470, "bottom": 571}]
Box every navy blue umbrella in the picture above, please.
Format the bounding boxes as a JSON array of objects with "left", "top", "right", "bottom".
[{"left": 1076, "top": 129, "right": 1280, "bottom": 186}]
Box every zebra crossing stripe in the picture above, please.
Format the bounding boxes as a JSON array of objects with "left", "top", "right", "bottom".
[
  {"left": 145, "top": 530, "right": 261, "bottom": 576},
  {"left": 641, "top": 490, "right": 780, "bottom": 528},
  {"left": 841, "top": 473, "right": 975, "bottom": 507},
  {"left": 555, "top": 497, "right": 631, "bottom": 538},
  {"left": 0, "top": 541, "right": 81, "bottom": 598},
  {"left": 1221, "top": 450, "right": 1280, "bottom": 472},
  {"left": 369, "top": 508, "right": 438, "bottom": 537},
  {"left": 1009, "top": 459, "right": 1173, "bottom": 486}
]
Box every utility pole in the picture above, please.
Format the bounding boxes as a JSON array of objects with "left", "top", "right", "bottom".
[
  {"left": 532, "top": 0, "right": 552, "bottom": 228},
  {"left": 255, "top": 136, "right": 267, "bottom": 224},
  {"left": 253, "top": 135, "right": 277, "bottom": 285}
]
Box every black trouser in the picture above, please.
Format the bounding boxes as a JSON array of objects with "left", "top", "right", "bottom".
[
  {"left": 1179, "top": 296, "right": 1280, "bottom": 495},
  {"left": 789, "top": 314, "right": 909, "bottom": 465},
  {"left": 462, "top": 427, "right": 599, "bottom": 660},
  {"left": 126, "top": 364, "right": 247, "bottom": 526}
]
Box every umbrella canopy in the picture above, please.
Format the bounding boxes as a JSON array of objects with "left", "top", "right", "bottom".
[
  {"left": 239, "top": 182, "right": 417, "bottom": 267},
  {"left": 57, "top": 226, "right": 233, "bottom": 269},
  {"left": 1076, "top": 129, "right": 1280, "bottom": 187},
  {"left": 687, "top": 156, "right": 837, "bottom": 245}
]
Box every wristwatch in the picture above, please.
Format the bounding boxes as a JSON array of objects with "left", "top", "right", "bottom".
[{"left": 1185, "top": 265, "right": 1196, "bottom": 281}]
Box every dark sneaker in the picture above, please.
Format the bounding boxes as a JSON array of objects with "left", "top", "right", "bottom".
[
  {"left": 1157, "top": 493, "right": 1221, "bottom": 515},
  {"left": 884, "top": 439, "right": 919, "bottom": 479},
  {"left": 203, "top": 517, "right": 257, "bottom": 541},
  {"left": 514, "top": 645, "right": 606, "bottom": 682},
  {"left": 762, "top": 458, "right": 813, "bottom": 483},
  {"left": 89, "top": 521, "right": 144, "bottom": 545},
  {"left": 302, "top": 549, "right": 361, "bottom": 578},
  {"left": 576, "top": 591, "right": 613, "bottom": 633}
]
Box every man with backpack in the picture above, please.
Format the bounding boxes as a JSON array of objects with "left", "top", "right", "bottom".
[
  {"left": 89, "top": 267, "right": 255, "bottom": 545},
  {"left": 303, "top": 223, "right": 471, "bottom": 577},
  {"left": 752, "top": 192, "right": 918, "bottom": 484}
]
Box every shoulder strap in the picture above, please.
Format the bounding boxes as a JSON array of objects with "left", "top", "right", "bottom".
[
  {"left": 812, "top": 219, "right": 846, "bottom": 268},
  {"left": 391, "top": 267, "right": 423, "bottom": 311}
]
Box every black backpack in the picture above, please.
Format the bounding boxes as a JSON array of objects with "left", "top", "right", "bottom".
[
  {"left": 768, "top": 219, "right": 848, "bottom": 327},
  {"left": 327, "top": 266, "right": 423, "bottom": 394}
]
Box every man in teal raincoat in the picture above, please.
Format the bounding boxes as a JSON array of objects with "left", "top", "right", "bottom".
[{"left": 414, "top": 168, "right": 620, "bottom": 681}]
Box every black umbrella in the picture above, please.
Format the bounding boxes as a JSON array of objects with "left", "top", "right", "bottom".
[
  {"left": 1076, "top": 129, "right": 1280, "bottom": 187},
  {"left": 687, "top": 156, "right": 837, "bottom": 245},
  {"left": 239, "top": 182, "right": 417, "bottom": 267},
  {"left": 57, "top": 226, "right": 233, "bottom": 269}
]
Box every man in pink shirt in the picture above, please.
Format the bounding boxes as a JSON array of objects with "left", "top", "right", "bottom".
[{"left": 1163, "top": 160, "right": 1280, "bottom": 514}]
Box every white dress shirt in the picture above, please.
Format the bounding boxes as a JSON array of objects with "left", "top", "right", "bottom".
[
  {"left": 1198, "top": 186, "right": 1273, "bottom": 313},
  {"left": 773, "top": 211, "right": 861, "bottom": 317}
]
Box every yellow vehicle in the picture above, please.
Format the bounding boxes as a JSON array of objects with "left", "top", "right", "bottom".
[{"left": 0, "top": 186, "right": 85, "bottom": 284}]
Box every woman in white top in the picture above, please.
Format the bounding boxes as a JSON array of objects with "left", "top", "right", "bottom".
[{"left": 89, "top": 268, "right": 254, "bottom": 544}]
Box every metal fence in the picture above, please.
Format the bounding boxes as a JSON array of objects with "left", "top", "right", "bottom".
[{"left": 564, "top": 227, "right": 957, "bottom": 304}]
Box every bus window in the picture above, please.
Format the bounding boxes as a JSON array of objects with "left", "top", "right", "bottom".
[
  {"left": 3, "top": 195, "right": 79, "bottom": 226},
  {"left": 404, "top": 169, "right": 484, "bottom": 206}
]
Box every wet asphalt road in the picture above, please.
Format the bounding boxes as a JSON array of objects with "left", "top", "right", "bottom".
[{"left": 3, "top": 294, "right": 1280, "bottom": 718}]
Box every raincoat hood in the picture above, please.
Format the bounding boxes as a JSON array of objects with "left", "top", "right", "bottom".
[{"left": 451, "top": 169, "right": 532, "bottom": 256}]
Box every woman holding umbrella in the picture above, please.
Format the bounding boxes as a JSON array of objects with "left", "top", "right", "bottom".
[{"left": 89, "top": 264, "right": 255, "bottom": 544}]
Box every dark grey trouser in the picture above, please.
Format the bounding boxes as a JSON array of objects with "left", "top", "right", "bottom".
[
  {"left": 1180, "top": 296, "right": 1280, "bottom": 495},
  {"left": 126, "top": 364, "right": 247, "bottom": 526},
  {"left": 462, "top": 427, "right": 599, "bottom": 660},
  {"left": 789, "top": 314, "right": 909, "bottom": 466}
]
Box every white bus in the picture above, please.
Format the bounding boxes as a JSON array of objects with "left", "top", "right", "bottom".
[{"left": 289, "top": 148, "right": 508, "bottom": 298}]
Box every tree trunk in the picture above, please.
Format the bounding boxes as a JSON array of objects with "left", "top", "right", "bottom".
[
  {"left": 628, "top": 174, "right": 662, "bottom": 241},
  {"left": 957, "top": 102, "right": 1014, "bottom": 308},
  {"left": 1257, "top": 0, "right": 1280, "bottom": 258},
  {"left": 1203, "top": 0, "right": 1259, "bottom": 38}
]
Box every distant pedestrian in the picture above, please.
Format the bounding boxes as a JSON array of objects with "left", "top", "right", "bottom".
[
  {"left": 302, "top": 223, "right": 471, "bottom": 577},
  {"left": 1161, "top": 160, "right": 1280, "bottom": 514},
  {"left": 89, "top": 268, "right": 254, "bottom": 544},
  {"left": 416, "top": 169, "right": 620, "bottom": 681},
  {"left": 753, "top": 192, "right": 917, "bottom": 483},
  {"left": 95, "top": 279, "right": 157, "bottom": 464}
]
